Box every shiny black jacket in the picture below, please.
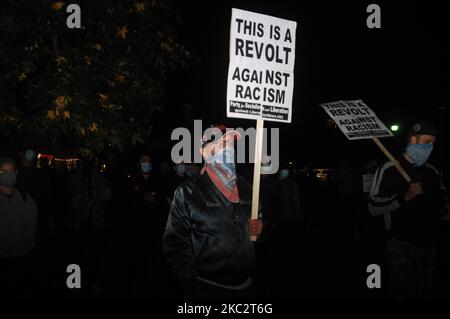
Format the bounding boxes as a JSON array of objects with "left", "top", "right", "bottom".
[{"left": 163, "top": 173, "right": 259, "bottom": 288}]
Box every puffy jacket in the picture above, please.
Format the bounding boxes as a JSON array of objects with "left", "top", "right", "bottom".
[{"left": 163, "top": 172, "right": 258, "bottom": 289}]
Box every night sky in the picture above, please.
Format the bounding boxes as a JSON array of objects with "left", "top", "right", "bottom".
[{"left": 163, "top": 0, "right": 449, "bottom": 172}]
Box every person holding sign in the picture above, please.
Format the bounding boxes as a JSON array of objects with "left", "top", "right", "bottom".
[
  {"left": 163, "top": 124, "right": 263, "bottom": 299},
  {"left": 368, "top": 121, "right": 449, "bottom": 298}
]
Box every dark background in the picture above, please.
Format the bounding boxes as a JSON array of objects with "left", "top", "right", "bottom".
[
  {"left": 0, "top": 0, "right": 449, "bottom": 303},
  {"left": 159, "top": 0, "right": 449, "bottom": 179}
]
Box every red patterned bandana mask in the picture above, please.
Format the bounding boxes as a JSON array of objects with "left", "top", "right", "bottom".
[{"left": 202, "top": 147, "right": 239, "bottom": 203}]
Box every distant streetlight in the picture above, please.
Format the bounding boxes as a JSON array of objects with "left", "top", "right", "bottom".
[{"left": 390, "top": 124, "right": 399, "bottom": 132}]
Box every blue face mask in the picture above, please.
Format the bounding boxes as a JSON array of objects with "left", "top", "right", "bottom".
[
  {"left": 279, "top": 169, "right": 289, "bottom": 180},
  {"left": 140, "top": 162, "right": 152, "bottom": 173},
  {"left": 25, "top": 150, "right": 36, "bottom": 161},
  {"left": 206, "top": 147, "right": 236, "bottom": 187},
  {"left": 406, "top": 143, "right": 433, "bottom": 167},
  {"left": 206, "top": 146, "right": 235, "bottom": 164}
]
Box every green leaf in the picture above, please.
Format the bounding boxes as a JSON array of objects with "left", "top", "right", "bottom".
[{"left": 131, "top": 133, "right": 144, "bottom": 145}]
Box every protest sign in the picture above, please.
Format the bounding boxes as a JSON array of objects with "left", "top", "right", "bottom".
[
  {"left": 320, "top": 99, "right": 411, "bottom": 182},
  {"left": 320, "top": 99, "right": 392, "bottom": 140},
  {"left": 227, "top": 8, "right": 297, "bottom": 123},
  {"left": 226, "top": 9, "right": 297, "bottom": 240}
]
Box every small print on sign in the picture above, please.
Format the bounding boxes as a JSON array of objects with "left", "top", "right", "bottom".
[
  {"left": 226, "top": 8, "right": 297, "bottom": 123},
  {"left": 320, "top": 100, "right": 392, "bottom": 140}
]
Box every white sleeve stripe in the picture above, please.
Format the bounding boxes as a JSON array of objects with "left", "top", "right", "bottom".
[
  {"left": 369, "top": 194, "right": 397, "bottom": 204},
  {"left": 369, "top": 161, "right": 396, "bottom": 199},
  {"left": 368, "top": 199, "right": 401, "bottom": 216},
  {"left": 425, "top": 163, "right": 439, "bottom": 175}
]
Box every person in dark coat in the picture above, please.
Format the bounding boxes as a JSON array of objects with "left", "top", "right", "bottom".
[{"left": 163, "top": 125, "right": 263, "bottom": 299}]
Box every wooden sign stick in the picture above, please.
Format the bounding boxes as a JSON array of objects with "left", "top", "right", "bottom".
[
  {"left": 372, "top": 137, "right": 411, "bottom": 183},
  {"left": 250, "top": 119, "right": 264, "bottom": 241}
]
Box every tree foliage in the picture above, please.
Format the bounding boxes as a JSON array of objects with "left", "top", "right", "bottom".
[{"left": 0, "top": 0, "right": 191, "bottom": 157}]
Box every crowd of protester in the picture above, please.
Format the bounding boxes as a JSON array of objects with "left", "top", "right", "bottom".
[
  {"left": 0, "top": 150, "right": 194, "bottom": 299},
  {"left": 1, "top": 130, "right": 449, "bottom": 299}
]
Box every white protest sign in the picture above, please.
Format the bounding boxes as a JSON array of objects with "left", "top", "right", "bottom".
[
  {"left": 226, "top": 8, "right": 297, "bottom": 123},
  {"left": 320, "top": 100, "right": 393, "bottom": 140}
]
